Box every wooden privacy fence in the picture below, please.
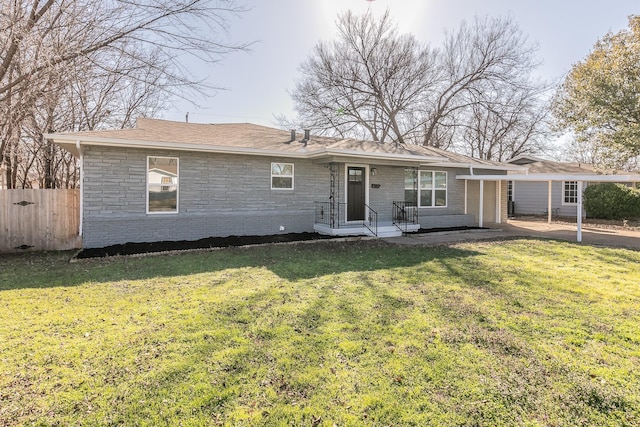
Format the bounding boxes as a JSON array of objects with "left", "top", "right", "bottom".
[{"left": 0, "top": 189, "right": 81, "bottom": 252}]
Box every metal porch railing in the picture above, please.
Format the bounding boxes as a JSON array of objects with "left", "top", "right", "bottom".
[
  {"left": 315, "top": 201, "right": 378, "bottom": 236},
  {"left": 363, "top": 204, "right": 377, "bottom": 237},
  {"left": 392, "top": 200, "right": 418, "bottom": 234}
]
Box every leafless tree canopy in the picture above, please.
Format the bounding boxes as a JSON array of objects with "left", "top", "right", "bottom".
[
  {"left": 287, "top": 10, "right": 550, "bottom": 160},
  {"left": 1, "top": 0, "right": 248, "bottom": 188}
]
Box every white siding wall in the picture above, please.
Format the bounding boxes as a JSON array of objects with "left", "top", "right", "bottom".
[{"left": 512, "top": 181, "right": 586, "bottom": 217}]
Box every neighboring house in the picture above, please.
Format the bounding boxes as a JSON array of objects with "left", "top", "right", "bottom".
[
  {"left": 45, "top": 118, "right": 519, "bottom": 249},
  {"left": 507, "top": 155, "right": 597, "bottom": 217},
  {"left": 505, "top": 155, "right": 640, "bottom": 218}
]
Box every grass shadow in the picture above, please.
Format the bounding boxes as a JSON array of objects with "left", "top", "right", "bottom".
[{"left": 0, "top": 240, "right": 481, "bottom": 291}]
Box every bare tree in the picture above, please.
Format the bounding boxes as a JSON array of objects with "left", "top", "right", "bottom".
[
  {"left": 287, "top": 10, "right": 549, "bottom": 158},
  {"left": 0, "top": 0, "right": 247, "bottom": 100},
  {"left": 456, "top": 83, "right": 550, "bottom": 161},
  {"left": 1, "top": 0, "right": 248, "bottom": 188},
  {"left": 555, "top": 136, "right": 640, "bottom": 172},
  {"left": 423, "top": 15, "right": 548, "bottom": 151},
  {"left": 290, "top": 10, "right": 439, "bottom": 144}
]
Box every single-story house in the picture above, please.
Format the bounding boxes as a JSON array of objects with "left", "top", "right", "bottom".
[
  {"left": 45, "top": 118, "right": 522, "bottom": 249},
  {"left": 506, "top": 155, "right": 640, "bottom": 218}
]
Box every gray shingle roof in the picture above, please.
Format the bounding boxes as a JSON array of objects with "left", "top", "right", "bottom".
[
  {"left": 522, "top": 160, "right": 595, "bottom": 174},
  {"left": 507, "top": 156, "right": 627, "bottom": 175},
  {"left": 46, "top": 118, "right": 512, "bottom": 168}
]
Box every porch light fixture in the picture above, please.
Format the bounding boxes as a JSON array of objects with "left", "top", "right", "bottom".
[{"left": 371, "top": 168, "right": 377, "bottom": 176}]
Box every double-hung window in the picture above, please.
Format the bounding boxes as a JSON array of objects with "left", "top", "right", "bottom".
[
  {"left": 404, "top": 168, "right": 417, "bottom": 205},
  {"left": 271, "top": 162, "right": 294, "bottom": 190},
  {"left": 147, "top": 156, "right": 178, "bottom": 213},
  {"left": 563, "top": 181, "right": 578, "bottom": 205},
  {"left": 419, "top": 170, "right": 447, "bottom": 207}
]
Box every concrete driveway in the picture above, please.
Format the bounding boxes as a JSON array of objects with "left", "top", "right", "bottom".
[{"left": 386, "top": 219, "right": 640, "bottom": 250}]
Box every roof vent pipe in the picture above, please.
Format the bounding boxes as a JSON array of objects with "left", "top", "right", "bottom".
[
  {"left": 287, "top": 129, "right": 296, "bottom": 143},
  {"left": 301, "top": 129, "right": 310, "bottom": 146}
]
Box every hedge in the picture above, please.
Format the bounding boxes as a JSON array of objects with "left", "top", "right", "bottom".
[{"left": 583, "top": 183, "right": 640, "bottom": 220}]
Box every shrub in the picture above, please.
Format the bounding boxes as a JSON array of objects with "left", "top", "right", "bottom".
[{"left": 583, "top": 183, "right": 640, "bottom": 220}]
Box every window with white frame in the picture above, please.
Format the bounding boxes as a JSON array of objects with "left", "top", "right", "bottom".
[
  {"left": 271, "top": 162, "right": 294, "bottom": 189},
  {"left": 419, "top": 170, "right": 447, "bottom": 207},
  {"left": 563, "top": 181, "right": 578, "bottom": 205},
  {"left": 404, "top": 168, "right": 417, "bottom": 205},
  {"left": 147, "top": 156, "right": 178, "bottom": 213}
]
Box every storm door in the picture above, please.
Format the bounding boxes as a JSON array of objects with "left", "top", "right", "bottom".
[{"left": 347, "top": 166, "right": 366, "bottom": 221}]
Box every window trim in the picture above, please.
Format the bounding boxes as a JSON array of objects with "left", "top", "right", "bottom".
[
  {"left": 271, "top": 162, "right": 294, "bottom": 190},
  {"left": 562, "top": 180, "right": 578, "bottom": 206},
  {"left": 418, "top": 170, "right": 448, "bottom": 208},
  {"left": 146, "top": 156, "right": 179, "bottom": 215},
  {"left": 404, "top": 168, "right": 418, "bottom": 206}
]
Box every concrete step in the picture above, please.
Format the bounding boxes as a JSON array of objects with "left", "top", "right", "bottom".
[{"left": 314, "top": 222, "right": 419, "bottom": 237}]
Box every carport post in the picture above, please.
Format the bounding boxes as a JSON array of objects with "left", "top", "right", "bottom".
[
  {"left": 547, "top": 181, "right": 552, "bottom": 224},
  {"left": 577, "top": 181, "right": 583, "bottom": 242},
  {"left": 479, "top": 180, "right": 484, "bottom": 227},
  {"left": 495, "top": 181, "right": 501, "bottom": 223},
  {"left": 464, "top": 179, "right": 468, "bottom": 214}
]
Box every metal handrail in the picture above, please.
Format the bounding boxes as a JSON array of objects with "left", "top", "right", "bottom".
[
  {"left": 363, "top": 204, "right": 377, "bottom": 237},
  {"left": 315, "top": 201, "right": 331, "bottom": 226},
  {"left": 392, "top": 201, "right": 418, "bottom": 234},
  {"left": 315, "top": 201, "right": 378, "bottom": 236}
]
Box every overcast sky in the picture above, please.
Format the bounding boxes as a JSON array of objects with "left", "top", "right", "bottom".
[{"left": 164, "top": 0, "right": 638, "bottom": 128}]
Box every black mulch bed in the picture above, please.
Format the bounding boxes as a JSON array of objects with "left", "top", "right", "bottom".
[
  {"left": 74, "top": 226, "right": 488, "bottom": 259},
  {"left": 75, "top": 232, "right": 333, "bottom": 259}
]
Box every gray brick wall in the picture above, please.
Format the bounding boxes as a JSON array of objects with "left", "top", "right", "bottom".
[
  {"left": 81, "top": 146, "right": 507, "bottom": 247},
  {"left": 82, "top": 147, "right": 329, "bottom": 247},
  {"left": 368, "top": 164, "right": 405, "bottom": 222},
  {"left": 416, "top": 167, "right": 468, "bottom": 217},
  {"left": 419, "top": 214, "right": 475, "bottom": 229},
  {"left": 371, "top": 166, "right": 477, "bottom": 228}
]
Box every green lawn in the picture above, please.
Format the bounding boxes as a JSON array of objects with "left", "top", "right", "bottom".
[{"left": 1, "top": 239, "right": 639, "bottom": 426}]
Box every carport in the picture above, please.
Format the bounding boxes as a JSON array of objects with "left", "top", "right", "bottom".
[{"left": 457, "top": 173, "right": 640, "bottom": 242}]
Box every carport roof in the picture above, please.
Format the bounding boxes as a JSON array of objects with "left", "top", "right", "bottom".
[{"left": 456, "top": 173, "right": 640, "bottom": 182}]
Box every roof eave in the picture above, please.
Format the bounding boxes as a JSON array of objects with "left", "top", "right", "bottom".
[
  {"left": 46, "top": 134, "right": 313, "bottom": 158},
  {"left": 46, "top": 134, "right": 451, "bottom": 163},
  {"left": 425, "top": 161, "right": 525, "bottom": 172},
  {"left": 307, "top": 148, "right": 446, "bottom": 163}
]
